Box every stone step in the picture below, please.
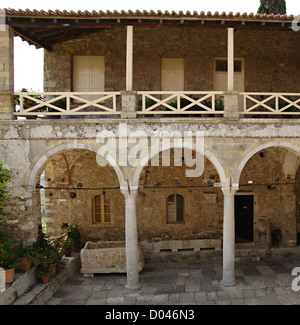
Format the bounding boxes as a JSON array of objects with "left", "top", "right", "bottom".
[{"left": 12, "top": 255, "right": 80, "bottom": 305}]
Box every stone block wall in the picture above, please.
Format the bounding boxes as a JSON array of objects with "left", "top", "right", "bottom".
[
  {"left": 42, "top": 145, "right": 298, "bottom": 247},
  {"left": 0, "top": 25, "right": 14, "bottom": 119},
  {"left": 43, "top": 27, "right": 300, "bottom": 93},
  {"left": 0, "top": 119, "right": 299, "bottom": 246},
  {"left": 239, "top": 147, "right": 298, "bottom": 245}
]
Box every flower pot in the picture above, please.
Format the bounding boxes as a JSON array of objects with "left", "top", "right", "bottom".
[
  {"left": 40, "top": 275, "right": 51, "bottom": 284},
  {"left": 18, "top": 257, "right": 32, "bottom": 271},
  {"left": 5, "top": 268, "right": 15, "bottom": 284}
]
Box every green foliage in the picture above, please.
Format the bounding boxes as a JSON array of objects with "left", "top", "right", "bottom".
[
  {"left": 12, "top": 88, "right": 45, "bottom": 111},
  {"left": 0, "top": 161, "right": 11, "bottom": 216},
  {"left": 0, "top": 162, "right": 12, "bottom": 242},
  {"left": 271, "top": 228, "right": 282, "bottom": 240},
  {"left": 31, "top": 226, "right": 66, "bottom": 278},
  {"left": 258, "top": 0, "right": 286, "bottom": 14},
  {"left": 67, "top": 225, "right": 81, "bottom": 248},
  {"left": 0, "top": 238, "right": 18, "bottom": 270}
]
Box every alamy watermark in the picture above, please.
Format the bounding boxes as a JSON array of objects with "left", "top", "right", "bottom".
[
  {"left": 292, "top": 267, "right": 300, "bottom": 292},
  {"left": 95, "top": 123, "right": 205, "bottom": 178},
  {"left": 292, "top": 16, "right": 300, "bottom": 32}
]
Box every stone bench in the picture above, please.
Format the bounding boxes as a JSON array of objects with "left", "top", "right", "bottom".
[{"left": 153, "top": 239, "right": 222, "bottom": 253}]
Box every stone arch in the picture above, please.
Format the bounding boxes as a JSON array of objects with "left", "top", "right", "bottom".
[
  {"left": 28, "top": 142, "right": 125, "bottom": 188},
  {"left": 131, "top": 141, "right": 227, "bottom": 187},
  {"left": 233, "top": 140, "right": 300, "bottom": 184},
  {"left": 28, "top": 142, "right": 126, "bottom": 241}
]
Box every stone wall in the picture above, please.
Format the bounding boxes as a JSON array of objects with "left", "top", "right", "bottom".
[
  {"left": 44, "top": 27, "right": 300, "bottom": 93},
  {"left": 0, "top": 118, "right": 299, "bottom": 246},
  {"left": 43, "top": 149, "right": 125, "bottom": 242},
  {"left": 41, "top": 137, "right": 298, "bottom": 246},
  {"left": 0, "top": 26, "right": 14, "bottom": 119}
]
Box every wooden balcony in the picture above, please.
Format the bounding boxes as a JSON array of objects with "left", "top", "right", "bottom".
[{"left": 13, "top": 90, "right": 300, "bottom": 119}]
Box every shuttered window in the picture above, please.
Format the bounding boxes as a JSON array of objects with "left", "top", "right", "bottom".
[
  {"left": 167, "top": 194, "right": 184, "bottom": 223},
  {"left": 92, "top": 194, "right": 111, "bottom": 224},
  {"left": 161, "top": 58, "right": 184, "bottom": 91},
  {"left": 214, "top": 58, "right": 244, "bottom": 92},
  {"left": 73, "top": 56, "right": 105, "bottom": 100}
]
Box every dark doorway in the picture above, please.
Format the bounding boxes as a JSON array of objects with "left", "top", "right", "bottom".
[{"left": 235, "top": 195, "right": 254, "bottom": 243}]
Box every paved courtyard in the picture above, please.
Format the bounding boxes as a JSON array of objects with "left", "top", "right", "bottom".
[{"left": 46, "top": 255, "right": 300, "bottom": 305}]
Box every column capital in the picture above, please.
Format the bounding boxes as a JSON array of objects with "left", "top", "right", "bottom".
[
  {"left": 221, "top": 183, "right": 239, "bottom": 196},
  {"left": 120, "top": 185, "right": 139, "bottom": 198}
]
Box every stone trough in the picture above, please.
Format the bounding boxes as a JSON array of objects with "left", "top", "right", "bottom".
[{"left": 80, "top": 241, "right": 144, "bottom": 277}]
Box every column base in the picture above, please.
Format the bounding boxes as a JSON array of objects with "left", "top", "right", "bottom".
[
  {"left": 125, "top": 283, "right": 141, "bottom": 291},
  {"left": 220, "top": 277, "right": 237, "bottom": 287}
]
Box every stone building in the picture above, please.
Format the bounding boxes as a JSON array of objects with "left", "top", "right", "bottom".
[{"left": 0, "top": 8, "right": 300, "bottom": 289}]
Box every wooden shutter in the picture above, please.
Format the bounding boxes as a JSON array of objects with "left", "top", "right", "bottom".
[
  {"left": 161, "top": 58, "right": 184, "bottom": 91},
  {"left": 73, "top": 56, "right": 105, "bottom": 100}
]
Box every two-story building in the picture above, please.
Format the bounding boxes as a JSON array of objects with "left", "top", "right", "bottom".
[{"left": 0, "top": 8, "right": 300, "bottom": 289}]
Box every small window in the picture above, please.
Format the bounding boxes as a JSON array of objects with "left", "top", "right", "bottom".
[
  {"left": 215, "top": 59, "right": 242, "bottom": 72},
  {"left": 167, "top": 194, "right": 184, "bottom": 223},
  {"left": 92, "top": 194, "right": 111, "bottom": 224}
]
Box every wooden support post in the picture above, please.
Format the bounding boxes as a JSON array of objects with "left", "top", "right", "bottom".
[
  {"left": 227, "top": 27, "right": 234, "bottom": 92},
  {"left": 126, "top": 26, "right": 133, "bottom": 92}
]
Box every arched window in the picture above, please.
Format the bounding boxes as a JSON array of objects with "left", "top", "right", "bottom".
[
  {"left": 167, "top": 194, "right": 184, "bottom": 224},
  {"left": 92, "top": 194, "right": 111, "bottom": 224}
]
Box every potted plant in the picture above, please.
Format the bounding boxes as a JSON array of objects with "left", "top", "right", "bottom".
[
  {"left": 36, "top": 265, "right": 53, "bottom": 284},
  {"left": 271, "top": 228, "right": 282, "bottom": 247},
  {"left": 12, "top": 88, "right": 45, "bottom": 119},
  {"left": 214, "top": 97, "right": 224, "bottom": 117},
  {"left": 67, "top": 225, "right": 81, "bottom": 251},
  {"left": 0, "top": 238, "right": 18, "bottom": 283},
  {"left": 31, "top": 227, "right": 65, "bottom": 279},
  {"left": 62, "top": 236, "right": 73, "bottom": 256},
  {"left": 137, "top": 97, "right": 156, "bottom": 117},
  {"left": 45, "top": 98, "right": 66, "bottom": 119},
  {"left": 16, "top": 245, "right": 33, "bottom": 272}
]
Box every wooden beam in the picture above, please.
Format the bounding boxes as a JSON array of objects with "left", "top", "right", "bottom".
[{"left": 13, "top": 27, "right": 52, "bottom": 51}]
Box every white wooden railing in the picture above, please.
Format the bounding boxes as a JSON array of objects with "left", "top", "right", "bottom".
[
  {"left": 13, "top": 90, "right": 300, "bottom": 118},
  {"left": 136, "top": 91, "right": 224, "bottom": 115},
  {"left": 13, "top": 92, "right": 121, "bottom": 117},
  {"left": 241, "top": 92, "right": 300, "bottom": 116}
]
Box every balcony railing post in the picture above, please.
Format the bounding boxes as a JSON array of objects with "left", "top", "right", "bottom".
[
  {"left": 121, "top": 91, "right": 137, "bottom": 119},
  {"left": 223, "top": 91, "right": 242, "bottom": 118}
]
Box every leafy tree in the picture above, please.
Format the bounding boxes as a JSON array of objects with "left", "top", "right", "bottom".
[{"left": 258, "top": 0, "right": 287, "bottom": 14}]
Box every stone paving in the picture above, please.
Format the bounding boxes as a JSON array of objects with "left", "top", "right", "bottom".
[{"left": 46, "top": 255, "right": 300, "bottom": 305}]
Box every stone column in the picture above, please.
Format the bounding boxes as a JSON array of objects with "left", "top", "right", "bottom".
[
  {"left": 221, "top": 181, "right": 238, "bottom": 286},
  {"left": 0, "top": 25, "right": 15, "bottom": 120},
  {"left": 223, "top": 91, "right": 241, "bottom": 118},
  {"left": 121, "top": 186, "right": 141, "bottom": 290}
]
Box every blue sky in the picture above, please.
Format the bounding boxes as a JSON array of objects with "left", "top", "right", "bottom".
[{"left": 2, "top": 0, "right": 299, "bottom": 91}]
